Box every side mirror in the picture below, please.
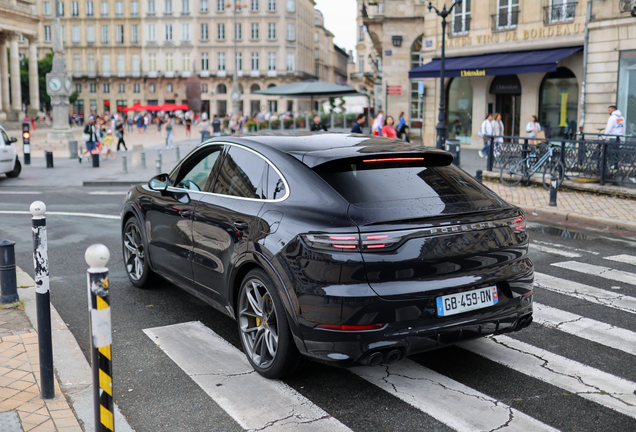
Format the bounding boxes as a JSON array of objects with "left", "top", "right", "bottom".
[
  {"left": 9, "top": 137, "right": 17, "bottom": 143},
  {"left": 148, "top": 173, "right": 169, "bottom": 192}
]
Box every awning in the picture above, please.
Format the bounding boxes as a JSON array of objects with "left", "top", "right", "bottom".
[{"left": 408, "top": 47, "right": 582, "bottom": 79}]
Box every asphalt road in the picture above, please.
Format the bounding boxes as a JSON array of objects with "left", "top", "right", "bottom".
[{"left": 1, "top": 185, "right": 636, "bottom": 432}]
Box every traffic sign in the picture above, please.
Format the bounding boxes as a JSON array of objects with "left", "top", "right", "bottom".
[{"left": 387, "top": 85, "right": 402, "bottom": 96}]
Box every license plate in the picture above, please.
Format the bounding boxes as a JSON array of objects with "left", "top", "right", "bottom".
[{"left": 436, "top": 286, "right": 498, "bottom": 317}]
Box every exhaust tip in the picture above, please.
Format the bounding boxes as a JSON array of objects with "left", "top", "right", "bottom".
[
  {"left": 365, "top": 352, "right": 383, "bottom": 366},
  {"left": 385, "top": 349, "right": 402, "bottom": 364}
]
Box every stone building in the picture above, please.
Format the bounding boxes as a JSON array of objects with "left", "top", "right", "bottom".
[
  {"left": 24, "top": 0, "right": 347, "bottom": 117},
  {"left": 0, "top": 0, "right": 40, "bottom": 120},
  {"left": 352, "top": 0, "right": 636, "bottom": 146}
]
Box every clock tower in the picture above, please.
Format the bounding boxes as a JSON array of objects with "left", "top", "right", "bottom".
[{"left": 46, "top": 1, "right": 74, "bottom": 140}]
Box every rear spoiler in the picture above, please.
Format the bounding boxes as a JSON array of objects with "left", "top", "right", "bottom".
[{"left": 310, "top": 150, "right": 454, "bottom": 171}]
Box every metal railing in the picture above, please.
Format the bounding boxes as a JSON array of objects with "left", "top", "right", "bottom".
[
  {"left": 485, "top": 134, "right": 636, "bottom": 186},
  {"left": 491, "top": 10, "right": 519, "bottom": 32},
  {"left": 543, "top": 2, "right": 577, "bottom": 25}
]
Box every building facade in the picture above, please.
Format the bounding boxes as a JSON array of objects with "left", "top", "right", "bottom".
[
  {"left": 352, "top": 0, "right": 636, "bottom": 146},
  {"left": 24, "top": 0, "right": 347, "bottom": 117}
]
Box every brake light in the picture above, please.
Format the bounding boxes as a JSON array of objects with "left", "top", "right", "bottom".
[
  {"left": 317, "top": 323, "right": 386, "bottom": 331},
  {"left": 512, "top": 215, "right": 526, "bottom": 231},
  {"left": 302, "top": 232, "right": 405, "bottom": 252},
  {"left": 363, "top": 157, "right": 424, "bottom": 163}
]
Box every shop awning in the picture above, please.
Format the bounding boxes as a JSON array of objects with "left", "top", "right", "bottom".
[{"left": 408, "top": 47, "right": 582, "bottom": 79}]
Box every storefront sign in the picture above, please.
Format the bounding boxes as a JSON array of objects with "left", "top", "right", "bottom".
[
  {"left": 460, "top": 70, "right": 486, "bottom": 77},
  {"left": 438, "top": 23, "right": 584, "bottom": 49}
]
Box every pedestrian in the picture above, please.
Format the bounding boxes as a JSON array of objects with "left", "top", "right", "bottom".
[
  {"left": 381, "top": 116, "right": 397, "bottom": 139},
  {"left": 137, "top": 114, "right": 144, "bottom": 133},
  {"left": 127, "top": 115, "right": 134, "bottom": 133},
  {"left": 185, "top": 113, "right": 192, "bottom": 138},
  {"left": 198, "top": 117, "right": 210, "bottom": 143},
  {"left": 372, "top": 110, "right": 384, "bottom": 136},
  {"left": 491, "top": 112, "right": 504, "bottom": 156},
  {"left": 157, "top": 114, "right": 163, "bottom": 133},
  {"left": 604, "top": 105, "right": 625, "bottom": 140},
  {"left": 478, "top": 113, "right": 494, "bottom": 158},
  {"left": 31, "top": 116, "right": 37, "bottom": 131},
  {"left": 165, "top": 119, "right": 174, "bottom": 148},
  {"left": 211, "top": 114, "right": 222, "bottom": 137},
  {"left": 525, "top": 115, "right": 542, "bottom": 145},
  {"left": 116, "top": 119, "right": 127, "bottom": 151},
  {"left": 101, "top": 129, "right": 116, "bottom": 160},
  {"left": 396, "top": 111, "right": 407, "bottom": 139},
  {"left": 351, "top": 113, "right": 366, "bottom": 134},
  {"left": 310, "top": 115, "right": 328, "bottom": 131},
  {"left": 80, "top": 116, "right": 99, "bottom": 163}
]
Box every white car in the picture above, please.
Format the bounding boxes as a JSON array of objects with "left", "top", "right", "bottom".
[{"left": 0, "top": 125, "right": 21, "bottom": 178}]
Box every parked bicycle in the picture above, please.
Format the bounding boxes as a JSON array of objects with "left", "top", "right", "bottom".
[{"left": 500, "top": 143, "right": 565, "bottom": 189}]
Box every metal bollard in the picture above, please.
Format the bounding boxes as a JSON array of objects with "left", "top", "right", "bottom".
[
  {"left": 30, "top": 201, "right": 55, "bottom": 400},
  {"left": 92, "top": 152, "right": 100, "bottom": 168},
  {"left": 155, "top": 159, "right": 161, "bottom": 175},
  {"left": 141, "top": 151, "right": 146, "bottom": 169},
  {"left": 476, "top": 169, "right": 483, "bottom": 183},
  {"left": 549, "top": 174, "right": 558, "bottom": 207},
  {"left": 122, "top": 155, "right": 127, "bottom": 174},
  {"left": 45, "top": 151, "right": 54, "bottom": 168},
  {"left": 0, "top": 240, "right": 19, "bottom": 304},
  {"left": 85, "top": 244, "right": 114, "bottom": 432},
  {"left": 158, "top": 150, "right": 162, "bottom": 165},
  {"left": 176, "top": 146, "right": 180, "bottom": 161}
]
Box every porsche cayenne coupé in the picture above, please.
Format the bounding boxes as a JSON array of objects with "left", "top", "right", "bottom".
[{"left": 121, "top": 133, "right": 534, "bottom": 379}]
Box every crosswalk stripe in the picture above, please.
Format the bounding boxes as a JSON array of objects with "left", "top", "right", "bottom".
[
  {"left": 143, "top": 321, "right": 352, "bottom": 432},
  {"left": 529, "top": 244, "right": 582, "bottom": 258},
  {"left": 351, "top": 360, "right": 560, "bottom": 432},
  {"left": 552, "top": 261, "right": 636, "bottom": 285},
  {"left": 460, "top": 335, "right": 636, "bottom": 419},
  {"left": 534, "top": 272, "right": 636, "bottom": 315},
  {"left": 534, "top": 303, "right": 636, "bottom": 356},
  {"left": 605, "top": 255, "right": 636, "bottom": 266}
]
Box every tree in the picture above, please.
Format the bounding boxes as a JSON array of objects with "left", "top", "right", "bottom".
[{"left": 20, "top": 50, "right": 54, "bottom": 112}]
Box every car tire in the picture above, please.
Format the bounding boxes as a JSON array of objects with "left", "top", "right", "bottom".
[
  {"left": 122, "top": 217, "right": 156, "bottom": 288},
  {"left": 5, "top": 159, "right": 21, "bottom": 178},
  {"left": 237, "top": 269, "right": 305, "bottom": 379}
]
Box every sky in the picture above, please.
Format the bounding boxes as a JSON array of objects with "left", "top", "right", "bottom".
[{"left": 314, "top": 0, "right": 358, "bottom": 54}]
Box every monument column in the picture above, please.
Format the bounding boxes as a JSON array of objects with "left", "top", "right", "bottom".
[
  {"left": 0, "top": 36, "right": 10, "bottom": 119},
  {"left": 9, "top": 33, "right": 22, "bottom": 118},
  {"left": 28, "top": 38, "right": 40, "bottom": 115}
]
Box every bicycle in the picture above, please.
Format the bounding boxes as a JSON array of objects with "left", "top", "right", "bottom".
[{"left": 500, "top": 143, "right": 565, "bottom": 189}]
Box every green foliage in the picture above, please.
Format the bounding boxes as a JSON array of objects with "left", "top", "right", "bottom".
[
  {"left": 69, "top": 91, "right": 79, "bottom": 105},
  {"left": 20, "top": 50, "right": 54, "bottom": 111}
]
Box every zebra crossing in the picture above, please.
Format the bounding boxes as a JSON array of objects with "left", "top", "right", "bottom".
[{"left": 143, "top": 246, "right": 636, "bottom": 431}]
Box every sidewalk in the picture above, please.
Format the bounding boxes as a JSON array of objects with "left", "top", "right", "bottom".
[{"left": 0, "top": 269, "right": 133, "bottom": 432}]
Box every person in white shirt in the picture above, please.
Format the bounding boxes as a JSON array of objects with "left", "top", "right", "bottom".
[
  {"left": 525, "top": 115, "right": 541, "bottom": 138},
  {"left": 491, "top": 113, "right": 504, "bottom": 156},
  {"left": 604, "top": 105, "right": 625, "bottom": 140},
  {"left": 478, "top": 113, "right": 493, "bottom": 158}
]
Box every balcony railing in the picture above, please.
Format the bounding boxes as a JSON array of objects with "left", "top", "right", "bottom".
[
  {"left": 543, "top": 2, "right": 576, "bottom": 25},
  {"left": 491, "top": 10, "right": 519, "bottom": 32},
  {"left": 451, "top": 16, "right": 471, "bottom": 35}
]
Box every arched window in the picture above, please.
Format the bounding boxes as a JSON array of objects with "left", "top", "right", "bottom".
[
  {"left": 410, "top": 35, "right": 423, "bottom": 70},
  {"left": 446, "top": 78, "right": 473, "bottom": 144},
  {"left": 250, "top": 84, "right": 261, "bottom": 93},
  {"left": 268, "top": 83, "right": 276, "bottom": 88},
  {"left": 217, "top": 84, "right": 227, "bottom": 94},
  {"left": 538, "top": 67, "right": 578, "bottom": 139}
]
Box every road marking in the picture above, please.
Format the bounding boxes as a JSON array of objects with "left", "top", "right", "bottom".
[
  {"left": 552, "top": 261, "right": 636, "bottom": 286},
  {"left": 88, "top": 191, "right": 129, "bottom": 195},
  {"left": 351, "top": 360, "right": 559, "bottom": 432},
  {"left": 534, "top": 303, "right": 636, "bottom": 356},
  {"left": 143, "top": 321, "right": 353, "bottom": 432},
  {"left": 0, "top": 210, "right": 119, "bottom": 220},
  {"left": 461, "top": 335, "right": 636, "bottom": 419},
  {"left": 529, "top": 243, "right": 582, "bottom": 258},
  {"left": 605, "top": 255, "right": 636, "bottom": 266},
  {"left": 0, "top": 191, "right": 43, "bottom": 194},
  {"left": 532, "top": 240, "right": 599, "bottom": 255},
  {"left": 534, "top": 272, "right": 636, "bottom": 315}
]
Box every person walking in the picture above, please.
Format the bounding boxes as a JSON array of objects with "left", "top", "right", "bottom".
[
  {"left": 165, "top": 119, "right": 174, "bottom": 148},
  {"left": 478, "top": 113, "right": 494, "bottom": 158},
  {"left": 604, "top": 105, "right": 625, "bottom": 140},
  {"left": 116, "top": 119, "right": 128, "bottom": 151},
  {"left": 491, "top": 113, "right": 504, "bottom": 156},
  {"left": 351, "top": 113, "right": 366, "bottom": 133},
  {"left": 372, "top": 110, "right": 384, "bottom": 136},
  {"left": 211, "top": 114, "right": 222, "bottom": 137},
  {"left": 127, "top": 115, "right": 134, "bottom": 133},
  {"left": 310, "top": 115, "right": 328, "bottom": 131},
  {"left": 525, "top": 115, "right": 542, "bottom": 145},
  {"left": 396, "top": 112, "right": 407, "bottom": 139},
  {"left": 185, "top": 113, "right": 192, "bottom": 138},
  {"left": 80, "top": 116, "right": 99, "bottom": 163},
  {"left": 101, "top": 129, "right": 117, "bottom": 160},
  {"left": 198, "top": 117, "right": 210, "bottom": 143},
  {"left": 381, "top": 116, "right": 397, "bottom": 139}
]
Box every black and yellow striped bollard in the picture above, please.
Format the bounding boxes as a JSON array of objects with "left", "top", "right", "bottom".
[{"left": 85, "top": 244, "right": 114, "bottom": 432}]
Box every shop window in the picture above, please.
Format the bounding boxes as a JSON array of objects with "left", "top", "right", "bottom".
[
  {"left": 538, "top": 67, "right": 579, "bottom": 139},
  {"left": 446, "top": 78, "right": 473, "bottom": 145},
  {"left": 618, "top": 50, "right": 636, "bottom": 136}
]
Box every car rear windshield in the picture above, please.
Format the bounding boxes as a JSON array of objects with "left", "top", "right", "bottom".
[{"left": 314, "top": 159, "right": 498, "bottom": 206}]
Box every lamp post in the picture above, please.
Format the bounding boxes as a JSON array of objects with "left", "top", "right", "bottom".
[
  {"left": 231, "top": 1, "right": 241, "bottom": 117},
  {"left": 428, "top": 1, "right": 462, "bottom": 149}
]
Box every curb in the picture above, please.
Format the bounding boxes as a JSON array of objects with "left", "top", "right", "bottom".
[
  {"left": 520, "top": 205, "right": 636, "bottom": 234},
  {"left": 83, "top": 181, "right": 146, "bottom": 187},
  {"left": 18, "top": 267, "right": 135, "bottom": 432}
]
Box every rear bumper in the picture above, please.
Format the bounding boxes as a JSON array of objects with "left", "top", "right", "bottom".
[{"left": 299, "top": 294, "right": 533, "bottom": 368}]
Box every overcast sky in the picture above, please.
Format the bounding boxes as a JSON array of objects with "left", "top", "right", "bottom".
[{"left": 314, "top": 0, "right": 357, "bottom": 54}]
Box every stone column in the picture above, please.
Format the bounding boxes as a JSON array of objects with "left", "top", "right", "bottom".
[
  {"left": 0, "top": 37, "right": 10, "bottom": 118},
  {"left": 9, "top": 34, "right": 22, "bottom": 118},
  {"left": 28, "top": 39, "right": 40, "bottom": 115}
]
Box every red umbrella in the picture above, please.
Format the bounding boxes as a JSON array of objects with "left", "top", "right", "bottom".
[
  {"left": 175, "top": 104, "right": 189, "bottom": 110},
  {"left": 145, "top": 104, "right": 163, "bottom": 111},
  {"left": 124, "top": 102, "right": 145, "bottom": 112}
]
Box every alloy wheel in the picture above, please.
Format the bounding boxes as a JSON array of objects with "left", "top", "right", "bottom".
[
  {"left": 238, "top": 279, "right": 279, "bottom": 369},
  {"left": 123, "top": 222, "right": 145, "bottom": 282}
]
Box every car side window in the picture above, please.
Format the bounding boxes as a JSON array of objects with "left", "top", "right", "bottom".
[
  {"left": 0, "top": 129, "right": 9, "bottom": 146},
  {"left": 266, "top": 166, "right": 286, "bottom": 200},
  {"left": 213, "top": 147, "right": 267, "bottom": 199},
  {"left": 173, "top": 147, "right": 222, "bottom": 191}
]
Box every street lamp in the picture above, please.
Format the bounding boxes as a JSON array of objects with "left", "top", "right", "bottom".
[{"left": 428, "top": 1, "right": 462, "bottom": 150}]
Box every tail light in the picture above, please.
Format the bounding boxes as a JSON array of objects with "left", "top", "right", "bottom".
[
  {"left": 316, "top": 323, "right": 386, "bottom": 331},
  {"left": 510, "top": 215, "right": 526, "bottom": 232}
]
